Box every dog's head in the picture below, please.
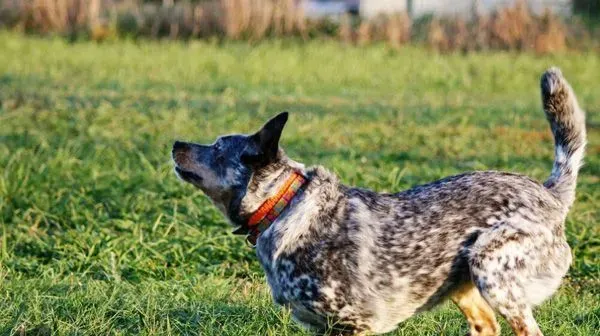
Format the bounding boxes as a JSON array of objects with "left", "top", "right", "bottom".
[{"left": 172, "top": 112, "right": 295, "bottom": 226}]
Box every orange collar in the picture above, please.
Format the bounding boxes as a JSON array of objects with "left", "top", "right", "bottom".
[{"left": 245, "top": 171, "right": 307, "bottom": 246}]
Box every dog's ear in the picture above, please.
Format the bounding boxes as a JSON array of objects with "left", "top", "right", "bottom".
[{"left": 243, "top": 112, "right": 288, "bottom": 165}]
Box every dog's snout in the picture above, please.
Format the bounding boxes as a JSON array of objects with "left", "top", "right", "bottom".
[{"left": 172, "top": 141, "right": 189, "bottom": 152}]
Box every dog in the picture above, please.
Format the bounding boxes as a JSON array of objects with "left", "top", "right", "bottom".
[{"left": 172, "top": 68, "right": 585, "bottom": 336}]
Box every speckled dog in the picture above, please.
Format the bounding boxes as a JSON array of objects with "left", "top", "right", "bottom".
[{"left": 172, "top": 68, "right": 585, "bottom": 336}]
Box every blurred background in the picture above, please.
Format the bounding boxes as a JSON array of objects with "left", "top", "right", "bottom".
[
  {"left": 0, "top": 1, "right": 598, "bottom": 335},
  {"left": 0, "top": 0, "right": 599, "bottom": 52}
]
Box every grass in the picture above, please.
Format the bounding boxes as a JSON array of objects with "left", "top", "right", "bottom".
[{"left": 0, "top": 33, "right": 598, "bottom": 335}]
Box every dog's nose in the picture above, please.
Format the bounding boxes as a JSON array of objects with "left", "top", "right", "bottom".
[{"left": 172, "top": 141, "right": 189, "bottom": 152}]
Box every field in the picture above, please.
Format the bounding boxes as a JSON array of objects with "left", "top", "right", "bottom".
[{"left": 0, "top": 33, "right": 599, "bottom": 335}]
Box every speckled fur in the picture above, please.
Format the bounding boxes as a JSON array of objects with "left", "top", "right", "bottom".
[{"left": 172, "top": 68, "right": 585, "bottom": 336}]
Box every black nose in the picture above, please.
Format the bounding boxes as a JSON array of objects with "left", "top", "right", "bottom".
[{"left": 172, "top": 141, "right": 189, "bottom": 152}]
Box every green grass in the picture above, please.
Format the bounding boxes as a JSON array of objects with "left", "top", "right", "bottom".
[{"left": 0, "top": 33, "right": 598, "bottom": 335}]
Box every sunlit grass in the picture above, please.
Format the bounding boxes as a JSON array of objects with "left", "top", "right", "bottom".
[{"left": 0, "top": 33, "right": 598, "bottom": 335}]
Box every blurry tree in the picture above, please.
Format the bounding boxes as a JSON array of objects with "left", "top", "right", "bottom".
[{"left": 573, "top": 0, "right": 600, "bottom": 18}]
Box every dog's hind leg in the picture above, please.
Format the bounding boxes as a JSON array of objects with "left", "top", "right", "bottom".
[
  {"left": 468, "top": 222, "right": 571, "bottom": 336},
  {"left": 451, "top": 282, "right": 500, "bottom": 336}
]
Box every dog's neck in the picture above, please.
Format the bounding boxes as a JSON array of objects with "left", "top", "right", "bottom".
[
  {"left": 258, "top": 165, "right": 343, "bottom": 258},
  {"left": 243, "top": 170, "right": 308, "bottom": 245},
  {"left": 230, "top": 154, "right": 306, "bottom": 236}
]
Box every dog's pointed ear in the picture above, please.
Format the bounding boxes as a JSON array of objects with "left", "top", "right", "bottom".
[{"left": 244, "top": 112, "right": 288, "bottom": 165}]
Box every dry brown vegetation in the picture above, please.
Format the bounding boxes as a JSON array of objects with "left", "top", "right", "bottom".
[
  {"left": 426, "top": 2, "right": 573, "bottom": 53},
  {"left": 0, "top": 0, "right": 595, "bottom": 53}
]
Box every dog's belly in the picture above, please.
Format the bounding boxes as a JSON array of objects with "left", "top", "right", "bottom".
[
  {"left": 271, "top": 274, "right": 450, "bottom": 334},
  {"left": 287, "top": 301, "right": 328, "bottom": 331},
  {"left": 257, "top": 227, "right": 470, "bottom": 333},
  {"left": 290, "top": 298, "right": 416, "bottom": 334},
  {"left": 263, "top": 259, "right": 461, "bottom": 334},
  {"left": 359, "top": 294, "right": 421, "bottom": 334}
]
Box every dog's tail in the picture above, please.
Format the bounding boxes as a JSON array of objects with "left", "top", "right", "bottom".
[{"left": 541, "top": 67, "right": 586, "bottom": 209}]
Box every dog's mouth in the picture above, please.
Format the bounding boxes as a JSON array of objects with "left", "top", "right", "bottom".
[{"left": 174, "top": 166, "right": 203, "bottom": 184}]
